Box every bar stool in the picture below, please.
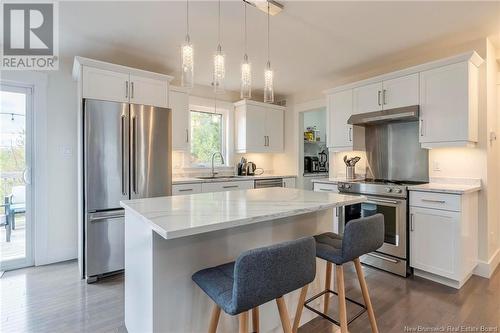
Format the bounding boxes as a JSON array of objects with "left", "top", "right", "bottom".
[
  {"left": 192, "top": 237, "right": 316, "bottom": 333},
  {"left": 294, "top": 214, "right": 384, "bottom": 333}
]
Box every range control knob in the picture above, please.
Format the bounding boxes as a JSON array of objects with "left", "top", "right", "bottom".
[
  {"left": 394, "top": 188, "right": 403, "bottom": 194},
  {"left": 385, "top": 187, "right": 393, "bottom": 193},
  {"left": 345, "top": 184, "right": 352, "bottom": 189},
  {"left": 338, "top": 184, "right": 345, "bottom": 189}
]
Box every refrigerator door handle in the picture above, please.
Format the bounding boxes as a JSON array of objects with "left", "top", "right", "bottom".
[
  {"left": 132, "top": 115, "right": 138, "bottom": 194},
  {"left": 121, "top": 114, "right": 127, "bottom": 196}
]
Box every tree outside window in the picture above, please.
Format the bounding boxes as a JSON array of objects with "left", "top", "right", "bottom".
[{"left": 190, "top": 110, "right": 223, "bottom": 166}]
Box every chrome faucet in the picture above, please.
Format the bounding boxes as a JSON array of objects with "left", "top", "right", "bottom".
[{"left": 211, "top": 152, "right": 225, "bottom": 177}]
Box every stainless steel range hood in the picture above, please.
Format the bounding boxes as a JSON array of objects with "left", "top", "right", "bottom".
[{"left": 348, "top": 105, "right": 419, "bottom": 126}]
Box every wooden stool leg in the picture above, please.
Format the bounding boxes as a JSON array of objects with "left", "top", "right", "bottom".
[
  {"left": 292, "top": 284, "right": 309, "bottom": 333},
  {"left": 336, "top": 265, "right": 348, "bottom": 333},
  {"left": 252, "top": 307, "right": 259, "bottom": 333},
  {"left": 276, "top": 297, "right": 292, "bottom": 333},
  {"left": 239, "top": 311, "right": 248, "bottom": 333},
  {"left": 208, "top": 304, "right": 221, "bottom": 333},
  {"left": 354, "top": 258, "right": 379, "bottom": 333},
  {"left": 323, "top": 261, "right": 333, "bottom": 314}
]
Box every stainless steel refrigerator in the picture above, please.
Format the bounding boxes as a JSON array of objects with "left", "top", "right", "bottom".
[{"left": 83, "top": 99, "right": 171, "bottom": 282}]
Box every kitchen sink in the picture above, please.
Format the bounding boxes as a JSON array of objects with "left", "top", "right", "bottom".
[{"left": 195, "top": 175, "right": 239, "bottom": 180}]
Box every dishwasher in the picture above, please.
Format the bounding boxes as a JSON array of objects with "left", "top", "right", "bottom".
[{"left": 254, "top": 178, "right": 283, "bottom": 188}]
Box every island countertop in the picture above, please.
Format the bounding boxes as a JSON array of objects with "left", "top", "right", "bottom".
[{"left": 120, "top": 187, "right": 365, "bottom": 240}]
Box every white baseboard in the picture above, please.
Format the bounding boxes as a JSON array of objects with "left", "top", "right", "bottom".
[{"left": 474, "top": 248, "right": 500, "bottom": 278}]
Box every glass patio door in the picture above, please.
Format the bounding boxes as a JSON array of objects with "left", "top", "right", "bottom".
[{"left": 0, "top": 83, "right": 33, "bottom": 271}]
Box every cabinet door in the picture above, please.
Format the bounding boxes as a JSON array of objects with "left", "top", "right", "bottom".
[
  {"left": 172, "top": 183, "right": 202, "bottom": 196},
  {"left": 313, "top": 183, "right": 340, "bottom": 233},
  {"left": 419, "top": 62, "right": 470, "bottom": 145},
  {"left": 169, "top": 89, "right": 190, "bottom": 151},
  {"left": 353, "top": 82, "right": 383, "bottom": 115},
  {"left": 82, "top": 66, "right": 129, "bottom": 103},
  {"left": 283, "top": 178, "right": 296, "bottom": 188},
  {"left": 129, "top": 75, "right": 168, "bottom": 108},
  {"left": 382, "top": 73, "right": 419, "bottom": 110},
  {"left": 245, "top": 105, "right": 267, "bottom": 152},
  {"left": 266, "top": 108, "right": 284, "bottom": 153},
  {"left": 328, "top": 90, "right": 353, "bottom": 149},
  {"left": 410, "top": 207, "right": 459, "bottom": 279}
]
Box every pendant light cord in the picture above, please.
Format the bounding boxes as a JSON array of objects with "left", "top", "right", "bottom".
[
  {"left": 186, "top": 0, "right": 189, "bottom": 36},
  {"left": 267, "top": 1, "right": 270, "bottom": 63},
  {"left": 218, "top": 0, "right": 221, "bottom": 45},
  {"left": 244, "top": 2, "right": 247, "bottom": 55}
]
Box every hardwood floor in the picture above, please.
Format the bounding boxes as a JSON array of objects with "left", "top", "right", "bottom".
[{"left": 1, "top": 260, "right": 498, "bottom": 333}]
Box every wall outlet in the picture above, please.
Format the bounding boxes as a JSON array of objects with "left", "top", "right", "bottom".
[
  {"left": 60, "top": 145, "right": 73, "bottom": 158},
  {"left": 432, "top": 161, "right": 441, "bottom": 172}
]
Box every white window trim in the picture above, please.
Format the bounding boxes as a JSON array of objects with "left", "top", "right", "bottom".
[{"left": 188, "top": 96, "right": 234, "bottom": 169}]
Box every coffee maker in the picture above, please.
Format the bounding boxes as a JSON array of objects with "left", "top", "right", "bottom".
[{"left": 318, "top": 149, "right": 328, "bottom": 172}]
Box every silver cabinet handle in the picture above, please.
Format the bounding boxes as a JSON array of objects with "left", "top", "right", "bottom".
[
  {"left": 377, "top": 90, "right": 381, "bottom": 106},
  {"left": 383, "top": 89, "right": 387, "bottom": 105},
  {"left": 186, "top": 129, "right": 189, "bottom": 143},
  {"left": 178, "top": 188, "right": 193, "bottom": 192},
  {"left": 223, "top": 185, "right": 239, "bottom": 189},
  {"left": 131, "top": 82, "right": 134, "bottom": 99},
  {"left": 264, "top": 136, "right": 267, "bottom": 147},
  {"left": 132, "top": 116, "right": 138, "bottom": 194},
  {"left": 319, "top": 188, "right": 333, "bottom": 192},
  {"left": 121, "top": 115, "right": 127, "bottom": 195},
  {"left": 348, "top": 127, "right": 352, "bottom": 142},
  {"left": 410, "top": 213, "right": 415, "bottom": 231},
  {"left": 125, "top": 81, "right": 129, "bottom": 99},
  {"left": 421, "top": 199, "right": 446, "bottom": 204},
  {"left": 420, "top": 119, "right": 424, "bottom": 136},
  {"left": 89, "top": 213, "right": 124, "bottom": 222},
  {"left": 267, "top": 136, "right": 270, "bottom": 147},
  {"left": 367, "top": 253, "right": 399, "bottom": 264}
]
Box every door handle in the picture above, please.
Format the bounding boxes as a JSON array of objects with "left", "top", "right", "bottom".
[
  {"left": 121, "top": 115, "right": 127, "bottom": 195},
  {"left": 410, "top": 213, "right": 415, "bottom": 231},
  {"left": 421, "top": 199, "right": 446, "bottom": 204},
  {"left": 264, "top": 136, "right": 267, "bottom": 147},
  {"left": 130, "top": 82, "right": 134, "bottom": 99},
  {"left": 89, "top": 214, "right": 124, "bottom": 222},
  {"left": 132, "top": 116, "right": 138, "bottom": 194},
  {"left": 366, "top": 252, "right": 399, "bottom": 264},
  {"left": 23, "top": 167, "right": 31, "bottom": 185},
  {"left": 178, "top": 188, "right": 193, "bottom": 192},
  {"left": 383, "top": 89, "right": 387, "bottom": 105},
  {"left": 186, "top": 129, "right": 189, "bottom": 143},
  {"left": 367, "top": 198, "right": 400, "bottom": 205},
  {"left": 222, "top": 185, "right": 239, "bottom": 189},
  {"left": 348, "top": 127, "right": 352, "bottom": 142},
  {"left": 266, "top": 136, "right": 270, "bottom": 147},
  {"left": 420, "top": 119, "right": 424, "bottom": 136},
  {"left": 377, "top": 90, "right": 381, "bottom": 106},
  {"left": 125, "top": 81, "right": 129, "bottom": 99}
]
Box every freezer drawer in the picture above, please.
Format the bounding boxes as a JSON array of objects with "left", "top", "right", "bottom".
[{"left": 86, "top": 210, "right": 125, "bottom": 277}]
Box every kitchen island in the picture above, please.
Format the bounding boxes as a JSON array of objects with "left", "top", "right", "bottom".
[{"left": 120, "top": 187, "right": 365, "bottom": 333}]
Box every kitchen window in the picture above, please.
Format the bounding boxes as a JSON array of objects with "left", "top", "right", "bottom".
[{"left": 190, "top": 110, "right": 225, "bottom": 167}]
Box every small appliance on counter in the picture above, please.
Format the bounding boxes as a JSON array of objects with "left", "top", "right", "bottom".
[
  {"left": 237, "top": 157, "right": 247, "bottom": 176},
  {"left": 237, "top": 157, "right": 263, "bottom": 176},
  {"left": 311, "top": 157, "right": 320, "bottom": 172},
  {"left": 304, "top": 156, "right": 312, "bottom": 173},
  {"left": 318, "top": 149, "right": 328, "bottom": 172}
]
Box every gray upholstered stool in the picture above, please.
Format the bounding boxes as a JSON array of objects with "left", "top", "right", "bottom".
[
  {"left": 295, "top": 214, "right": 384, "bottom": 333},
  {"left": 192, "top": 237, "right": 316, "bottom": 333}
]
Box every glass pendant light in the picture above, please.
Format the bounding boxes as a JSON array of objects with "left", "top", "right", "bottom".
[
  {"left": 181, "top": 0, "right": 194, "bottom": 88},
  {"left": 240, "top": 2, "right": 251, "bottom": 99},
  {"left": 264, "top": 1, "right": 274, "bottom": 103},
  {"left": 213, "top": 0, "right": 225, "bottom": 94}
]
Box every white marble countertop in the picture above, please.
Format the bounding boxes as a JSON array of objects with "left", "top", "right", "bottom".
[
  {"left": 173, "top": 174, "right": 297, "bottom": 185},
  {"left": 408, "top": 182, "right": 481, "bottom": 194},
  {"left": 120, "top": 188, "right": 365, "bottom": 240}
]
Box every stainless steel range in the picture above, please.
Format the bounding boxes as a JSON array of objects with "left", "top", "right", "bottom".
[{"left": 337, "top": 179, "right": 427, "bottom": 276}]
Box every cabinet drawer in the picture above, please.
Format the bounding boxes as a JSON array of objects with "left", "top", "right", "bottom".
[
  {"left": 313, "top": 182, "right": 339, "bottom": 193},
  {"left": 172, "top": 183, "right": 202, "bottom": 196},
  {"left": 410, "top": 191, "right": 461, "bottom": 212},
  {"left": 202, "top": 181, "right": 254, "bottom": 193}
]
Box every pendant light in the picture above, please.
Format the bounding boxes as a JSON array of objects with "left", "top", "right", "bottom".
[
  {"left": 181, "top": 0, "right": 194, "bottom": 88},
  {"left": 240, "top": 2, "right": 251, "bottom": 99},
  {"left": 213, "top": 0, "right": 225, "bottom": 94},
  {"left": 263, "top": 1, "right": 274, "bottom": 103}
]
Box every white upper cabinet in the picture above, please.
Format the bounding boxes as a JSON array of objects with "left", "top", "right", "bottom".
[
  {"left": 235, "top": 100, "right": 285, "bottom": 153},
  {"left": 382, "top": 73, "right": 419, "bottom": 110},
  {"left": 74, "top": 57, "right": 172, "bottom": 108},
  {"left": 82, "top": 66, "right": 130, "bottom": 103},
  {"left": 129, "top": 75, "right": 168, "bottom": 108},
  {"left": 419, "top": 60, "right": 479, "bottom": 148},
  {"left": 353, "top": 82, "right": 383, "bottom": 115},
  {"left": 169, "top": 87, "right": 190, "bottom": 151},
  {"left": 327, "top": 90, "right": 364, "bottom": 151}
]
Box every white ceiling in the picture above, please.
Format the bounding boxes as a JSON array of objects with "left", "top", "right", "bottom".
[{"left": 60, "top": 1, "right": 500, "bottom": 100}]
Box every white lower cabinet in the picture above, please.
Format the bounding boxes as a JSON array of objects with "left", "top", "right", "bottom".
[
  {"left": 172, "top": 183, "right": 202, "bottom": 196},
  {"left": 409, "top": 190, "right": 478, "bottom": 289},
  {"left": 201, "top": 180, "right": 254, "bottom": 193},
  {"left": 313, "top": 182, "right": 340, "bottom": 233},
  {"left": 283, "top": 177, "right": 296, "bottom": 188}
]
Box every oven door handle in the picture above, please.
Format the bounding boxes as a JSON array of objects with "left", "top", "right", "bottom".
[
  {"left": 366, "top": 252, "right": 400, "bottom": 264},
  {"left": 366, "top": 197, "right": 401, "bottom": 205}
]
